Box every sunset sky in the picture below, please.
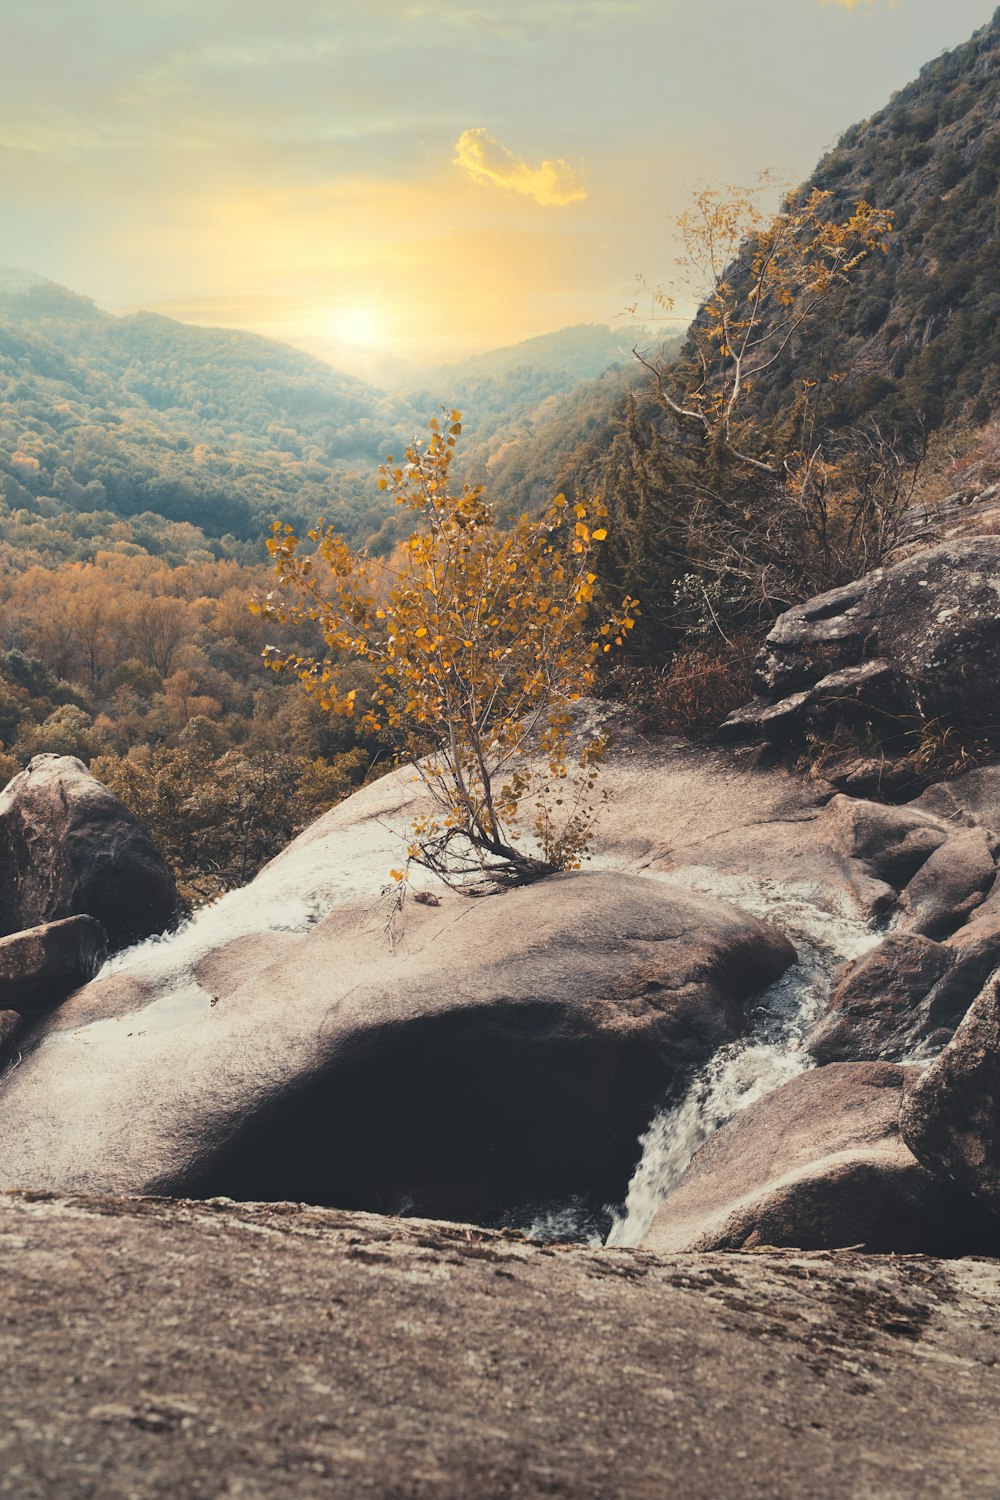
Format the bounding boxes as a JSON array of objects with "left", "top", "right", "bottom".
[{"left": 0, "top": 0, "right": 996, "bottom": 376}]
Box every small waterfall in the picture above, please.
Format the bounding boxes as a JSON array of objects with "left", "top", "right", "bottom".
[{"left": 605, "top": 867, "right": 879, "bottom": 1247}]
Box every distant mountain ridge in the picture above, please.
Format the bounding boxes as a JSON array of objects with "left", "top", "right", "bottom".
[
  {"left": 0, "top": 275, "right": 635, "bottom": 558},
  {"left": 403, "top": 322, "right": 653, "bottom": 471}
]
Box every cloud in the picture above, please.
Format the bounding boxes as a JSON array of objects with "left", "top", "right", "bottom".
[{"left": 453, "top": 128, "right": 586, "bottom": 206}]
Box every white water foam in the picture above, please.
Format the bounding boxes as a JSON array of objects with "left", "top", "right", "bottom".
[
  {"left": 91, "top": 810, "right": 427, "bottom": 1009},
  {"left": 604, "top": 866, "right": 879, "bottom": 1247}
]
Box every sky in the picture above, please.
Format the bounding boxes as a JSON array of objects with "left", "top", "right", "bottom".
[{"left": 0, "top": 0, "right": 997, "bottom": 377}]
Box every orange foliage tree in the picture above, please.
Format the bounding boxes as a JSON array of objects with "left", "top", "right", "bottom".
[
  {"left": 254, "top": 415, "right": 637, "bottom": 888},
  {"left": 632, "top": 180, "right": 894, "bottom": 472}
]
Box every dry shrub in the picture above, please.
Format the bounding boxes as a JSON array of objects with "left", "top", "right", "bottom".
[{"left": 611, "top": 637, "right": 757, "bottom": 738}]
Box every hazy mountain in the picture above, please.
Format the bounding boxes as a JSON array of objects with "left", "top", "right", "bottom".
[
  {"left": 0, "top": 279, "right": 644, "bottom": 556},
  {"left": 455, "top": 332, "right": 685, "bottom": 519},
  {"left": 402, "top": 323, "right": 653, "bottom": 426},
  {"left": 0, "top": 275, "right": 429, "bottom": 547}
]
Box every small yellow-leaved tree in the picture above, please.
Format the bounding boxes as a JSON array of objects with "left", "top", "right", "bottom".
[
  {"left": 254, "top": 414, "right": 637, "bottom": 889},
  {"left": 631, "top": 180, "right": 894, "bottom": 472}
]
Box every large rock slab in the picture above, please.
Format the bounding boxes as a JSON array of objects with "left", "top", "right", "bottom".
[
  {"left": 0, "top": 914, "right": 107, "bottom": 1012},
  {"left": 722, "top": 537, "right": 1000, "bottom": 745},
  {"left": 902, "top": 969, "right": 1000, "bottom": 1216},
  {"left": 643, "top": 1063, "right": 996, "bottom": 1255},
  {"left": 5, "top": 1192, "right": 1000, "bottom": 1500},
  {"left": 0, "top": 871, "right": 794, "bottom": 1224},
  {"left": 0, "top": 754, "right": 185, "bottom": 951}
]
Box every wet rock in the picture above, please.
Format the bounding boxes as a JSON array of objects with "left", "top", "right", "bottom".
[
  {"left": 807, "top": 933, "right": 998, "bottom": 1063},
  {"left": 0, "top": 915, "right": 107, "bottom": 1013},
  {"left": 897, "top": 826, "right": 998, "bottom": 938},
  {"left": 826, "top": 794, "right": 948, "bottom": 891},
  {"left": 902, "top": 969, "right": 1000, "bottom": 1216},
  {"left": 722, "top": 537, "right": 1000, "bottom": 745},
  {"left": 644, "top": 1063, "right": 996, "bottom": 1255},
  {"left": 0, "top": 754, "right": 186, "bottom": 952},
  {"left": 0, "top": 871, "right": 795, "bottom": 1225},
  {"left": 7, "top": 1193, "right": 1000, "bottom": 1500}
]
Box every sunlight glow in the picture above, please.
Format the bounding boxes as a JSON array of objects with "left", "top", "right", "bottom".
[{"left": 329, "top": 304, "right": 386, "bottom": 348}]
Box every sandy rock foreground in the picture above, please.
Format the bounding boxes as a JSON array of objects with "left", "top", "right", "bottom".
[{"left": 3, "top": 1192, "right": 1000, "bottom": 1500}]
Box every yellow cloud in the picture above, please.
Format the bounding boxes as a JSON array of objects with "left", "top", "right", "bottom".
[{"left": 453, "top": 128, "right": 586, "bottom": 206}]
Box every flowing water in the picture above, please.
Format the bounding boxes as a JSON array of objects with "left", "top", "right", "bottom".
[{"left": 605, "top": 867, "right": 880, "bottom": 1247}]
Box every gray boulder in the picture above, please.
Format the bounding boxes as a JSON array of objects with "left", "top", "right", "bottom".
[
  {"left": 897, "top": 826, "right": 998, "bottom": 938},
  {"left": 0, "top": 914, "right": 107, "bottom": 1013},
  {"left": 0, "top": 870, "right": 794, "bottom": 1225},
  {"left": 824, "top": 793, "right": 999, "bottom": 938},
  {"left": 0, "top": 754, "right": 186, "bottom": 951},
  {"left": 721, "top": 537, "right": 1000, "bottom": 745},
  {"left": 807, "top": 932, "right": 998, "bottom": 1064},
  {"left": 901, "top": 969, "right": 1000, "bottom": 1216},
  {"left": 911, "top": 762, "right": 1000, "bottom": 839},
  {"left": 644, "top": 1063, "right": 996, "bottom": 1255},
  {"left": 826, "top": 794, "right": 947, "bottom": 891}
]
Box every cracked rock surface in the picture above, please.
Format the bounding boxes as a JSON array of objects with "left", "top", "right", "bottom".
[
  {"left": 3, "top": 1192, "right": 1000, "bottom": 1500},
  {"left": 721, "top": 536, "right": 1000, "bottom": 748}
]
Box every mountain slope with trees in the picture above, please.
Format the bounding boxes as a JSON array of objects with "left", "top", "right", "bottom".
[
  {"left": 739, "top": 5, "right": 1000, "bottom": 435},
  {"left": 0, "top": 278, "right": 644, "bottom": 565},
  {"left": 563, "top": 7, "right": 1000, "bottom": 682},
  {"left": 0, "top": 271, "right": 425, "bottom": 552}
]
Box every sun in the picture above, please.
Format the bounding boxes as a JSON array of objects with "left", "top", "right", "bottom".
[{"left": 329, "top": 305, "right": 385, "bottom": 348}]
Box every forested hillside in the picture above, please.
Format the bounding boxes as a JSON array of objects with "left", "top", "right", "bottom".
[
  {"left": 0, "top": 270, "right": 425, "bottom": 554},
  {"left": 605, "top": 8, "right": 1000, "bottom": 460},
  {"left": 453, "top": 336, "right": 683, "bottom": 518},
  {"left": 739, "top": 8, "right": 1000, "bottom": 433},
  {"left": 0, "top": 276, "right": 642, "bottom": 566},
  {"left": 553, "top": 7, "right": 1000, "bottom": 681},
  {"left": 0, "top": 281, "right": 648, "bottom": 894},
  {"left": 403, "top": 323, "right": 648, "bottom": 426}
]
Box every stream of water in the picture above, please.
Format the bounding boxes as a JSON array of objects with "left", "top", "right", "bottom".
[{"left": 605, "top": 867, "right": 879, "bottom": 1247}]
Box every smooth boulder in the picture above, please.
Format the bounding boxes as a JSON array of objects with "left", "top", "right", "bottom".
[
  {"left": 0, "top": 870, "right": 795, "bottom": 1225},
  {"left": 644, "top": 1063, "right": 996, "bottom": 1255},
  {"left": 902, "top": 969, "right": 1000, "bottom": 1216},
  {"left": 807, "top": 932, "right": 998, "bottom": 1064},
  {"left": 0, "top": 914, "right": 107, "bottom": 1013},
  {"left": 0, "top": 754, "right": 186, "bottom": 951}
]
